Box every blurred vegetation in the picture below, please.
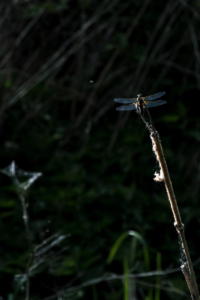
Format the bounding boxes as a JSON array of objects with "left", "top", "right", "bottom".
[{"left": 1, "top": 0, "right": 200, "bottom": 299}]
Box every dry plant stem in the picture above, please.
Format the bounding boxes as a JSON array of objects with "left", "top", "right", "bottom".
[
  {"left": 150, "top": 128, "right": 200, "bottom": 300},
  {"left": 19, "top": 193, "right": 33, "bottom": 300}
]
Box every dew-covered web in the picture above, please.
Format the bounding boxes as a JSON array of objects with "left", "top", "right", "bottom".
[
  {"left": 1, "top": 161, "right": 42, "bottom": 229},
  {"left": 1, "top": 161, "right": 42, "bottom": 299},
  {"left": 14, "top": 233, "right": 68, "bottom": 296},
  {"left": 1, "top": 162, "right": 71, "bottom": 299},
  {"left": 1, "top": 161, "right": 42, "bottom": 194}
]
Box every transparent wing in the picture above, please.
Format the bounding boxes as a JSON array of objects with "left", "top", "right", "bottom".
[
  {"left": 145, "top": 100, "right": 167, "bottom": 108},
  {"left": 113, "top": 98, "right": 137, "bottom": 104},
  {"left": 116, "top": 105, "right": 137, "bottom": 111},
  {"left": 145, "top": 91, "right": 166, "bottom": 100}
]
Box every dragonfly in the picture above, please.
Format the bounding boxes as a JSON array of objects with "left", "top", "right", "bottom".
[{"left": 113, "top": 91, "right": 166, "bottom": 114}]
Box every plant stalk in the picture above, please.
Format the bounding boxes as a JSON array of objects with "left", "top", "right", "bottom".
[{"left": 150, "top": 128, "right": 199, "bottom": 300}]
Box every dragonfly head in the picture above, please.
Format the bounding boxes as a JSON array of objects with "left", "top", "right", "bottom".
[{"left": 136, "top": 93, "right": 142, "bottom": 100}]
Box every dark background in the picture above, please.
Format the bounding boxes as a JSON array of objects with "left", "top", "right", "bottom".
[{"left": 1, "top": 0, "right": 200, "bottom": 299}]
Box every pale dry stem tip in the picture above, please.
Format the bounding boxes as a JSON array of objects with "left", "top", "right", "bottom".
[
  {"left": 150, "top": 132, "right": 164, "bottom": 182},
  {"left": 150, "top": 132, "right": 159, "bottom": 163},
  {"left": 154, "top": 169, "right": 164, "bottom": 182}
]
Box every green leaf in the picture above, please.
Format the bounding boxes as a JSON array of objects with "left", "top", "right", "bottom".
[{"left": 107, "top": 230, "right": 145, "bottom": 263}]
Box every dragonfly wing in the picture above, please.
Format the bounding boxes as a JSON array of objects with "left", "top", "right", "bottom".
[
  {"left": 145, "top": 100, "right": 167, "bottom": 108},
  {"left": 145, "top": 91, "right": 166, "bottom": 100},
  {"left": 116, "top": 105, "right": 137, "bottom": 111},
  {"left": 114, "top": 98, "right": 137, "bottom": 104}
]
